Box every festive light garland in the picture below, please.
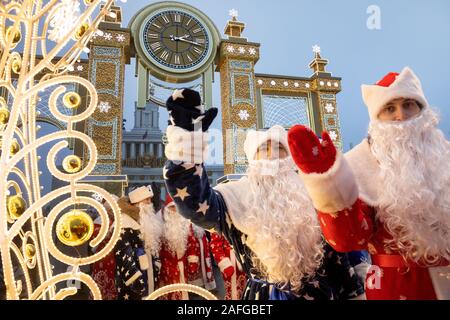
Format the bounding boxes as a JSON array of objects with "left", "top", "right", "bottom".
[{"left": 0, "top": 0, "right": 121, "bottom": 300}]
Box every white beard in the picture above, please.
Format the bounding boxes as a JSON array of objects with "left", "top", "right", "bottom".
[
  {"left": 139, "top": 204, "right": 163, "bottom": 257},
  {"left": 163, "top": 206, "right": 191, "bottom": 257},
  {"left": 369, "top": 108, "right": 450, "bottom": 263},
  {"left": 243, "top": 157, "right": 324, "bottom": 291}
]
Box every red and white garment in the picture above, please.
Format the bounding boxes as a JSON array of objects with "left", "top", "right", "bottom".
[
  {"left": 209, "top": 233, "right": 247, "bottom": 300},
  {"left": 188, "top": 225, "right": 216, "bottom": 291}
]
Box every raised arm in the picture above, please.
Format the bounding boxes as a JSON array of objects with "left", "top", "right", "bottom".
[
  {"left": 163, "top": 89, "right": 222, "bottom": 232},
  {"left": 287, "top": 125, "right": 373, "bottom": 252}
]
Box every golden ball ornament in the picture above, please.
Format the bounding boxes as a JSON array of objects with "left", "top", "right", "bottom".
[
  {"left": 6, "top": 26, "right": 21, "bottom": 47},
  {"left": 56, "top": 210, "right": 94, "bottom": 247},
  {"left": 10, "top": 139, "right": 20, "bottom": 155},
  {"left": 11, "top": 58, "right": 21, "bottom": 74},
  {"left": 7, "top": 195, "right": 27, "bottom": 220},
  {"left": 25, "top": 244, "right": 36, "bottom": 260},
  {"left": 62, "top": 155, "right": 82, "bottom": 173},
  {"left": 0, "top": 107, "right": 10, "bottom": 124},
  {"left": 73, "top": 22, "right": 90, "bottom": 40},
  {"left": 63, "top": 92, "right": 81, "bottom": 109}
]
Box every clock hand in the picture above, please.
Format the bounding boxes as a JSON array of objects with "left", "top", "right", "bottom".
[{"left": 177, "top": 37, "right": 202, "bottom": 46}]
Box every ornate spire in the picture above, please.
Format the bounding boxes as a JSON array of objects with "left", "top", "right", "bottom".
[
  {"left": 224, "top": 8, "right": 246, "bottom": 39},
  {"left": 309, "top": 44, "right": 330, "bottom": 75}
]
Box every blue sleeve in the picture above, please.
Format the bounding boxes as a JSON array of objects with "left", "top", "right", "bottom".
[{"left": 164, "top": 161, "right": 225, "bottom": 232}]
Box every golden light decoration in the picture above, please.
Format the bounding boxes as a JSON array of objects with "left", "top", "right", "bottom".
[
  {"left": 0, "top": 107, "right": 10, "bottom": 124},
  {"left": 73, "top": 22, "right": 90, "bottom": 40},
  {"left": 146, "top": 283, "right": 218, "bottom": 300},
  {"left": 63, "top": 92, "right": 81, "bottom": 109},
  {"left": 62, "top": 155, "right": 82, "bottom": 173},
  {"left": 25, "top": 244, "right": 36, "bottom": 260},
  {"left": 10, "top": 139, "right": 20, "bottom": 155},
  {"left": 7, "top": 195, "right": 27, "bottom": 220},
  {"left": 5, "top": 26, "right": 21, "bottom": 48},
  {"left": 11, "top": 57, "right": 21, "bottom": 74},
  {"left": 0, "top": 0, "right": 121, "bottom": 300},
  {"left": 56, "top": 210, "right": 94, "bottom": 247}
]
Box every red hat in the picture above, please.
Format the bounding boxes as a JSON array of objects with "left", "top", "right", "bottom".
[
  {"left": 361, "top": 67, "right": 428, "bottom": 120},
  {"left": 164, "top": 194, "right": 173, "bottom": 207}
]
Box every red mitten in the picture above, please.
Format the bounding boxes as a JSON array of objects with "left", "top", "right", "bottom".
[
  {"left": 188, "top": 262, "right": 199, "bottom": 275},
  {"left": 288, "top": 125, "right": 337, "bottom": 174},
  {"left": 222, "top": 266, "right": 235, "bottom": 281}
]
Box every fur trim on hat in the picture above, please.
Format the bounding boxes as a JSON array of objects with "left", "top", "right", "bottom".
[{"left": 244, "top": 125, "right": 289, "bottom": 163}]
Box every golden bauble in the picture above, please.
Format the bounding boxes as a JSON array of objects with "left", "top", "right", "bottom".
[
  {"left": 62, "top": 155, "right": 82, "bottom": 173},
  {"left": 25, "top": 244, "right": 36, "bottom": 260},
  {"left": 6, "top": 26, "right": 21, "bottom": 47},
  {"left": 56, "top": 210, "right": 94, "bottom": 247},
  {"left": 7, "top": 195, "right": 27, "bottom": 220},
  {"left": 73, "top": 22, "right": 90, "bottom": 40},
  {"left": 83, "top": 0, "right": 94, "bottom": 5},
  {"left": 10, "top": 139, "right": 20, "bottom": 155},
  {"left": 63, "top": 92, "right": 81, "bottom": 109},
  {"left": 0, "top": 107, "right": 10, "bottom": 124},
  {"left": 11, "top": 58, "right": 21, "bottom": 74}
]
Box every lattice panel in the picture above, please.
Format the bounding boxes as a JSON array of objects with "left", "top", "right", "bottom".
[{"left": 262, "top": 95, "right": 310, "bottom": 129}]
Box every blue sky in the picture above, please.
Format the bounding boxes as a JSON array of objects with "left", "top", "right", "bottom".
[{"left": 120, "top": 0, "right": 450, "bottom": 156}]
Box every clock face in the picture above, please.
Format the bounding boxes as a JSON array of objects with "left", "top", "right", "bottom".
[{"left": 140, "top": 9, "right": 212, "bottom": 73}]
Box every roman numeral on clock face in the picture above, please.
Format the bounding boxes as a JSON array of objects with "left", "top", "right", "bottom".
[
  {"left": 186, "top": 54, "right": 193, "bottom": 62},
  {"left": 174, "top": 14, "right": 181, "bottom": 23},
  {"left": 174, "top": 55, "right": 180, "bottom": 64},
  {"left": 193, "top": 47, "right": 202, "bottom": 55},
  {"left": 150, "top": 42, "right": 161, "bottom": 51},
  {"left": 148, "top": 33, "right": 158, "bottom": 39},
  {"left": 196, "top": 38, "right": 205, "bottom": 44},
  {"left": 160, "top": 50, "right": 169, "bottom": 61},
  {"left": 192, "top": 28, "right": 202, "bottom": 34},
  {"left": 162, "top": 15, "right": 170, "bottom": 24}
]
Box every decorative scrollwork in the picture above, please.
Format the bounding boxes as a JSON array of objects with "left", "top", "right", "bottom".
[{"left": 0, "top": 0, "right": 119, "bottom": 300}]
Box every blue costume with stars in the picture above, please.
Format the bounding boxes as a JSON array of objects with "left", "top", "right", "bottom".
[{"left": 163, "top": 88, "right": 364, "bottom": 300}]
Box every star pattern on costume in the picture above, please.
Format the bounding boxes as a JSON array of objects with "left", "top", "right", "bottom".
[
  {"left": 172, "top": 89, "right": 184, "bottom": 101},
  {"left": 192, "top": 115, "right": 205, "bottom": 124},
  {"left": 197, "top": 201, "right": 210, "bottom": 215},
  {"left": 193, "top": 165, "right": 203, "bottom": 177},
  {"left": 175, "top": 187, "right": 190, "bottom": 201},
  {"left": 309, "top": 280, "right": 320, "bottom": 288}
]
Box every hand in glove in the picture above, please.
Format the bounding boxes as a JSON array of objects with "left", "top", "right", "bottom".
[
  {"left": 287, "top": 125, "right": 337, "bottom": 174},
  {"left": 166, "top": 88, "right": 218, "bottom": 132}
]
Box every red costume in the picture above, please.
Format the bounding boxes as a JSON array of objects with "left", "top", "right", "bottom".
[
  {"left": 209, "top": 233, "right": 247, "bottom": 300},
  {"left": 288, "top": 67, "right": 450, "bottom": 300}
]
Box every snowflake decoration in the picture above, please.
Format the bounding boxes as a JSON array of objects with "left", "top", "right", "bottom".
[
  {"left": 226, "top": 45, "right": 235, "bottom": 53},
  {"left": 67, "top": 64, "right": 75, "bottom": 72},
  {"left": 238, "top": 47, "right": 246, "bottom": 54},
  {"left": 229, "top": 9, "right": 239, "bottom": 19},
  {"left": 325, "top": 103, "right": 335, "bottom": 113},
  {"left": 319, "top": 81, "right": 325, "bottom": 86},
  {"left": 48, "top": 0, "right": 80, "bottom": 42},
  {"left": 305, "top": 83, "right": 310, "bottom": 88},
  {"left": 98, "top": 101, "right": 111, "bottom": 113},
  {"left": 270, "top": 80, "right": 276, "bottom": 86},
  {"left": 329, "top": 130, "right": 338, "bottom": 141},
  {"left": 283, "top": 81, "right": 289, "bottom": 87},
  {"left": 327, "top": 81, "right": 332, "bottom": 87},
  {"left": 92, "top": 193, "right": 103, "bottom": 203},
  {"left": 116, "top": 34, "right": 125, "bottom": 42},
  {"left": 238, "top": 109, "right": 250, "bottom": 121},
  {"left": 248, "top": 48, "right": 256, "bottom": 55},
  {"left": 294, "top": 82, "right": 299, "bottom": 88},
  {"left": 76, "top": 65, "right": 84, "bottom": 71},
  {"left": 312, "top": 44, "right": 321, "bottom": 54},
  {"left": 104, "top": 33, "right": 112, "bottom": 41},
  {"left": 257, "top": 79, "right": 263, "bottom": 85},
  {"left": 334, "top": 82, "right": 339, "bottom": 88}
]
